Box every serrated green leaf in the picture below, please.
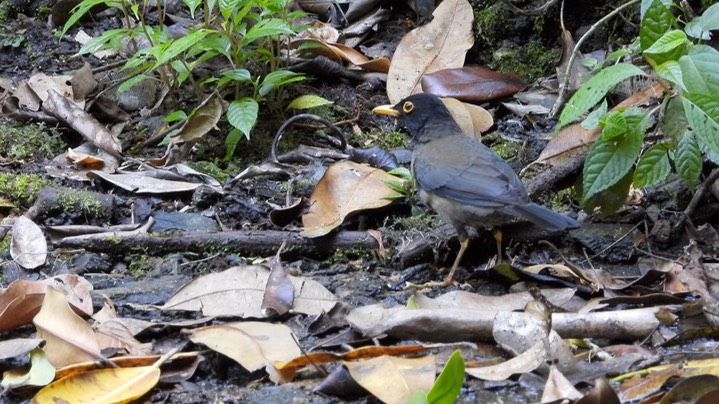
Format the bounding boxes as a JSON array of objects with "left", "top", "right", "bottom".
[
  {"left": 219, "top": 0, "right": 240, "bottom": 20},
  {"left": 600, "top": 111, "right": 627, "bottom": 140},
  {"left": 682, "top": 92, "right": 719, "bottom": 153},
  {"left": 227, "top": 97, "right": 259, "bottom": 139},
  {"left": 640, "top": 0, "right": 673, "bottom": 20},
  {"left": 696, "top": 131, "right": 719, "bottom": 164},
  {"left": 643, "top": 29, "right": 686, "bottom": 55},
  {"left": 685, "top": 3, "right": 719, "bottom": 40},
  {"left": 679, "top": 45, "right": 719, "bottom": 95},
  {"left": 582, "top": 131, "right": 643, "bottom": 202},
  {"left": 384, "top": 180, "right": 407, "bottom": 194},
  {"left": 640, "top": 0, "right": 676, "bottom": 51},
  {"left": 633, "top": 143, "right": 671, "bottom": 188},
  {"left": 676, "top": 131, "right": 702, "bottom": 187},
  {"left": 661, "top": 97, "right": 688, "bottom": 142},
  {"left": 388, "top": 167, "right": 412, "bottom": 180},
  {"left": 556, "top": 63, "right": 645, "bottom": 131},
  {"left": 426, "top": 350, "right": 464, "bottom": 404},
  {"left": 287, "top": 95, "right": 333, "bottom": 110},
  {"left": 582, "top": 169, "right": 634, "bottom": 215}
]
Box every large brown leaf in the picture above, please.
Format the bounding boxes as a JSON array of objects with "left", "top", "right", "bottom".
[
  {"left": 386, "top": 0, "right": 474, "bottom": 104},
  {"left": 301, "top": 161, "right": 402, "bottom": 238},
  {"left": 421, "top": 66, "right": 527, "bottom": 102}
]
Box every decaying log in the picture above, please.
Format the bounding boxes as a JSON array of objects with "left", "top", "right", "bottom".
[{"left": 55, "top": 230, "right": 379, "bottom": 258}]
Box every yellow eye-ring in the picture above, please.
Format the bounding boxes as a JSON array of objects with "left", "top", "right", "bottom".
[{"left": 402, "top": 101, "right": 414, "bottom": 113}]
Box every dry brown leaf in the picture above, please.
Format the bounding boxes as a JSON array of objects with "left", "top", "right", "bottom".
[
  {"left": 53, "top": 351, "right": 200, "bottom": 380},
  {"left": 0, "top": 275, "right": 93, "bottom": 331},
  {"left": 291, "top": 39, "right": 390, "bottom": 72},
  {"left": 87, "top": 171, "right": 206, "bottom": 194},
  {"left": 161, "top": 93, "right": 223, "bottom": 166},
  {"left": 162, "top": 265, "right": 336, "bottom": 317},
  {"left": 541, "top": 364, "right": 584, "bottom": 402},
  {"left": 0, "top": 338, "right": 43, "bottom": 360},
  {"left": 261, "top": 256, "right": 294, "bottom": 316},
  {"left": 32, "top": 365, "right": 160, "bottom": 403},
  {"left": 33, "top": 287, "right": 103, "bottom": 368},
  {"left": 386, "top": 0, "right": 474, "bottom": 104},
  {"left": 44, "top": 89, "right": 122, "bottom": 157},
  {"left": 421, "top": 66, "right": 527, "bottom": 102},
  {"left": 440, "top": 97, "right": 494, "bottom": 140},
  {"left": 301, "top": 160, "right": 402, "bottom": 238},
  {"left": 345, "top": 355, "right": 436, "bottom": 404},
  {"left": 465, "top": 341, "right": 546, "bottom": 381},
  {"left": 189, "top": 322, "right": 300, "bottom": 376},
  {"left": 10, "top": 216, "right": 47, "bottom": 270}
]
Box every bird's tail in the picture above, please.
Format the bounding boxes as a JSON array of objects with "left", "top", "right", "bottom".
[{"left": 506, "top": 203, "right": 580, "bottom": 232}]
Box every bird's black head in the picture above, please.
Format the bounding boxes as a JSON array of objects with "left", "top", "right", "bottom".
[{"left": 373, "top": 93, "right": 460, "bottom": 143}]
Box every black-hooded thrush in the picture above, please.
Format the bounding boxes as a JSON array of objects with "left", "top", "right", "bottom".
[{"left": 373, "top": 93, "right": 579, "bottom": 288}]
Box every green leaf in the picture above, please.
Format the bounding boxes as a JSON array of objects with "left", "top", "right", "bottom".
[
  {"left": 287, "top": 95, "right": 333, "bottom": 109},
  {"left": 582, "top": 131, "right": 643, "bottom": 202},
  {"left": 643, "top": 29, "right": 686, "bottom": 55},
  {"left": 556, "top": 63, "right": 645, "bottom": 131},
  {"left": 219, "top": 0, "right": 240, "bottom": 20},
  {"left": 165, "top": 110, "right": 188, "bottom": 122},
  {"left": 426, "top": 350, "right": 464, "bottom": 404},
  {"left": 152, "top": 29, "right": 209, "bottom": 66},
  {"left": 599, "top": 111, "right": 627, "bottom": 140},
  {"left": 633, "top": 143, "right": 671, "bottom": 188},
  {"left": 183, "top": 0, "right": 202, "bottom": 18},
  {"left": 676, "top": 131, "right": 702, "bottom": 187},
  {"left": 388, "top": 167, "right": 412, "bottom": 180},
  {"left": 682, "top": 92, "right": 719, "bottom": 154},
  {"left": 223, "top": 128, "right": 243, "bottom": 161},
  {"left": 408, "top": 391, "right": 429, "bottom": 404},
  {"left": 242, "top": 18, "right": 295, "bottom": 46},
  {"left": 640, "top": 0, "right": 673, "bottom": 20},
  {"left": 685, "top": 2, "right": 719, "bottom": 40},
  {"left": 582, "top": 169, "right": 634, "bottom": 215},
  {"left": 222, "top": 68, "right": 252, "bottom": 82},
  {"left": 640, "top": 0, "right": 676, "bottom": 52},
  {"left": 581, "top": 99, "right": 608, "bottom": 130},
  {"left": 75, "top": 28, "right": 127, "bottom": 56},
  {"left": 661, "top": 96, "right": 688, "bottom": 142},
  {"left": 655, "top": 60, "right": 685, "bottom": 91},
  {"left": 679, "top": 45, "right": 719, "bottom": 95},
  {"left": 227, "top": 97, "right": 259, "bottom": 139},
  {"left": 62, "top": 0, "right": 122, "bottom": 35},
  {"left": 259, "top": 70, "right": 304, "bottom": 96}
]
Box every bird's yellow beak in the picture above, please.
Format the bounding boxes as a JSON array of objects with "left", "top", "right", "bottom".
[{"left": 372, "top": 105, "right": 399, "bottom": 117}]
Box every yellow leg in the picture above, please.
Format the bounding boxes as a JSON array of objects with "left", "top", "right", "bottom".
[
  {"left": 493, "top": 229, "right": 503, "bottom": 264},
  {"left": 405, "top": 238, "right": 470, "bottom": 290}
]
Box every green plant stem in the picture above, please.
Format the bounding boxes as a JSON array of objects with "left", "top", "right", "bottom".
[{"left": 550, "top": 0, "right": 641, "bottom": 118}]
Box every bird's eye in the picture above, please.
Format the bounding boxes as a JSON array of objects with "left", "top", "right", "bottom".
[{"left": 402, "top": 101, "right": 414, "bottom": 113}]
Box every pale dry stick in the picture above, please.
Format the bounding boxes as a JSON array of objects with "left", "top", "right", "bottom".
[{"left": 549, "top": 0, "right": 641, "bottom": 118}]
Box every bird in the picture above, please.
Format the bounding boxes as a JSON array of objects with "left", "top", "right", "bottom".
[{"left": 373, "top": 93, "right": 579, "bottom": 288}]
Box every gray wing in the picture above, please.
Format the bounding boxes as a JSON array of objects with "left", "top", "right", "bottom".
[{"left": 412, "top": 135, "right": 530, "bottom": 208}]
